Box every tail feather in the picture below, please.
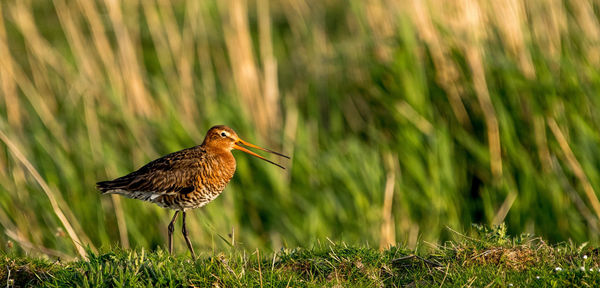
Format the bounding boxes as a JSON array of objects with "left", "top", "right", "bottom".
[
  {"left": 97, "top": 178, "right": 163, "bottom": 203},
  {"left": 96, "top": 178, "right": 130, "bottom": 194},
  {"left": 96, "top": 181, "right": 113, "bottom": 194}
]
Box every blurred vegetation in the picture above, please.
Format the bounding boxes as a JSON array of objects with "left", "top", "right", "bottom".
[{"left": 1, "top": 0, "right": 600, "bottom": 258}]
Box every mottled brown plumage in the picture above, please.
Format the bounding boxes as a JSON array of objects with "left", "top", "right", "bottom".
[{"left": 97, "top": 125, "right": 288, "bottom": 257}]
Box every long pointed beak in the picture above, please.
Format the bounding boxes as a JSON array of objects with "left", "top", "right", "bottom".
[{"left": 233, "top": 139, "right": 289, "bottom": 169}]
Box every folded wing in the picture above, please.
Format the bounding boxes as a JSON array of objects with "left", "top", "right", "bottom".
[{"left": 96, "top": 146, "right": 205, "bottom": 201}]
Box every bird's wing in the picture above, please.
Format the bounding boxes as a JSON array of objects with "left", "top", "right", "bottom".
[{"left": 97, "top": 146, "right": 205, "bottom": 196}]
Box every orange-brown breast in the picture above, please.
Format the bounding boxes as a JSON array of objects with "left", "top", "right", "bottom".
[{"left": 154, "top": 150, "right": 236, "bottom": 210}]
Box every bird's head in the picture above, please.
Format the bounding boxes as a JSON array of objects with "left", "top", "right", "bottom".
[{"left": 202, "top": 125, "right": 289, "bottom": 169}]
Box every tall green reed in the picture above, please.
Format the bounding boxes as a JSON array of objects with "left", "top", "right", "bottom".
[{"left": 0, "top": 0, "right": 599, "bottom": 257}]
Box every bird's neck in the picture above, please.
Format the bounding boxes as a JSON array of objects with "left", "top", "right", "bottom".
[
  {"left": 203, "top": 144, "right": 233, "bottom": 161},
  {"left": 202, "top": 144, "right": 230, "bottom": 155},
  {"left": 206, "top": 146, "right": 236, "bottom": 176}
]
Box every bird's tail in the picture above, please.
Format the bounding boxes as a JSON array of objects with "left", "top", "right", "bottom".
[
  {"left": 96, "top": 178, "right": 129, "bottom": 194},
  {"left": 96, "top": 181, "right": 114, "bottom": 194}
]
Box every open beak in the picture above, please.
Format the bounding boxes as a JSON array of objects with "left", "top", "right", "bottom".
[{"left": 233, "top": 139, "right": 289, "bottom": 169}]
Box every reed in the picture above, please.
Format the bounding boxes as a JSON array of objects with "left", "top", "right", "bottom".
[{"left": 0, "top": 0, "right": 599, "bottom": 257}]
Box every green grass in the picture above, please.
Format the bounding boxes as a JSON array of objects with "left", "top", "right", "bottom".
[
  {"left": 1, "top": 0, "right": 600, "bottom": 259},
  {"left": 3, "top": 226, "right": 600, "bottom": 287}
]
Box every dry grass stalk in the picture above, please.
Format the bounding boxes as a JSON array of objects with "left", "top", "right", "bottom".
[
  {"left": 379, "top": 152, "right": 397, "bottom": 250},
  {"left": 0, "top": 5, "right": 21, "bottom": 129},
  {"left": 0, "top": 130, "right": 92, "bottom": 258},
  {"left": 409, "top": 0, "right": 472, "bottom": 128},
  {"left": 548, "top": 118, "right": 600, "bottom": 222},
  {"left": 104, "top": 0, "right": 153, "bottom": 116}
]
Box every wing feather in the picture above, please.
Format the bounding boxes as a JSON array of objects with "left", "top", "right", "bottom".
[{"left": 96, "top": 146, "right": 206, "bottom": 198}]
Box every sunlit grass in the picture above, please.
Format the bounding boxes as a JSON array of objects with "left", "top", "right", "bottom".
[{"left": 3, "top": 227, "right": 600, "bottom": 287}]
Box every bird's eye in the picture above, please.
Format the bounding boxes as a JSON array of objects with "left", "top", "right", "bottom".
[{"left": 220, "top": 132, "right": 227, "bottom": 137}]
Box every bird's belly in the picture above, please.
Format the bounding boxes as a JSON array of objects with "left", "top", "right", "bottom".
[
  {"left": 182, "top": 188, "right": 224, "bottom": 209},
  {"left": 153, "top": 189, "right": 224, "bottom": 210}
]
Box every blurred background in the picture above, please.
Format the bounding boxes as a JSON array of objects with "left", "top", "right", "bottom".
[{"left": 1, "top": 0, "right": 600, "bottom": 258}]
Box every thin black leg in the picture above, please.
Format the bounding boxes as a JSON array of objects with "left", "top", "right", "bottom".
[
  {"left": 168, "top": 211, "right": 180, "bottom": 255},
  {"left": 181, "top": 211, "right": 196, "bottom": 258}
]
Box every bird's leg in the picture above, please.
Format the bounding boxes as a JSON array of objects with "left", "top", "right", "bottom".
[
  {"left": 181, "top": 211, "right": 196, "bottom": 258},
  {"left": 168, "top": 211, "right": 180, "bottom": 255}
]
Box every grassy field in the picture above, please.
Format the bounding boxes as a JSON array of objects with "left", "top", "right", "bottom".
[
  {"left": 1, "top": 0, "right": 600, "bottom": 260},
  {"left": 3, "top": 226, "right": 600, "bottom": 287}
]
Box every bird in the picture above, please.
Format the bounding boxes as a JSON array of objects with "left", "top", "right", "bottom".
[{"left": 96, "top": 125, "right": 289, "bottom": 258}]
